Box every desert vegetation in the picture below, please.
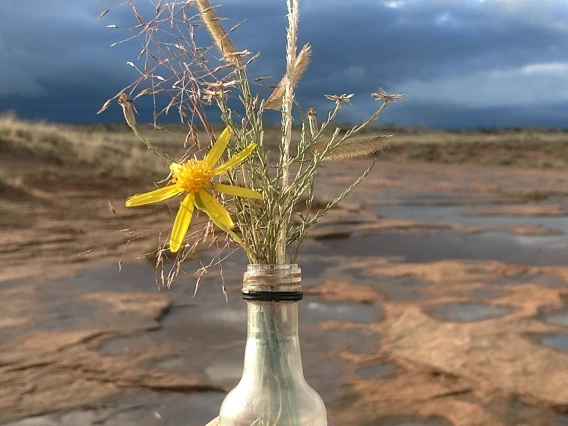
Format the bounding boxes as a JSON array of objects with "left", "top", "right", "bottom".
[{"left": 2, "top": 112, "right": 568, "bottom": 192}]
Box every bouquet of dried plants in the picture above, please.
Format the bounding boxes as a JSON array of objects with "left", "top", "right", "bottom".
[{"left": 98, "top": 0, "right": 404, "bottom": 288}]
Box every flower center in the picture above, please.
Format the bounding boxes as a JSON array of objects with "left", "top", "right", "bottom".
[{"left": 171, "top": 160, "right": 213, "bottom": 193}]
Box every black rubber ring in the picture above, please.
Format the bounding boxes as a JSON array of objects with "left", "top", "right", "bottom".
[{"left": 242, "top": 291, "right": 304, "bottom": 301}]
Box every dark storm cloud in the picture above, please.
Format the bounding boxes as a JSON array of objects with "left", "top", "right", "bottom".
[
  {"left": 0, "top": 0, "right": 140, "bottom": 121},
  {"left": 1, "top": 0, "right": 568, "bottom": 128}
]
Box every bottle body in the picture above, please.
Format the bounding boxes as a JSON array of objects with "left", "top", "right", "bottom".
[{"left": 219, "top": 265, "right": 327, "bottom": 426}]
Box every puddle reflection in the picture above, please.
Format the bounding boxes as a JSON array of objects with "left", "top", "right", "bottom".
[{"left": 426, "top": 303, "right": 515, "bottom": 322}]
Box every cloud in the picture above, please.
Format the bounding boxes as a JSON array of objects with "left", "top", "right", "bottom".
[
  {"left": 398, "top": 61, "right": 568, "bottom": 108},
  {"left": 0, "top": 0, "right": 568, "bottom": 128}
]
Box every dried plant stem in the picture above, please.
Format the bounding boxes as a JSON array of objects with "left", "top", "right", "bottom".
[
  {"left": 118, "top": 93, "right": 175, "bottom": 163},
  {"left": 277, "top": 0, "right": 300, "bottom": 264}
]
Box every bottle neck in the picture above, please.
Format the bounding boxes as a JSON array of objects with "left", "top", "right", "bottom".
[{"left": 242, "top": 300, "right": 305, "bottom": 382}]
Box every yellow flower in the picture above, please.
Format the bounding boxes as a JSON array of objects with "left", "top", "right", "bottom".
[{"left": 125, "top": 127, "right": 262, "bottom": 253}]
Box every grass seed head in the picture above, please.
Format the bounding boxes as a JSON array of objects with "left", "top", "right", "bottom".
[
  {"left": 195, "top": 0, "right": 241, "bottom": 65},
  {"left": 265, "top": 43, "right": 312, "bottom": 110}
]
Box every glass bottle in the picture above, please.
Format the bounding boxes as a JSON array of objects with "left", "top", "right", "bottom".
[{"left": 218, "top": 264, "right": 327, "bottom": 426}]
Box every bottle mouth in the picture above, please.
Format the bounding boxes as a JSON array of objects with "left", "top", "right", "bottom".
[{"left": 242, "top": 264, "right": 303, "bottom": 300}]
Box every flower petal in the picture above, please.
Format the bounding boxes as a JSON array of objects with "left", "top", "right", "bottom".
[
  {"left": 194, "top": 192, "right": 252, "bottom": 258},
  {"left": 169, "top": 193, "right": 195, "bottom": 253},
  {"left": 213, "top": 183, "right": 263, "bottom": 200},
  {"left": 212, "top": 143, "right": 256, "bottom": 175},
  {"left": 125, "top": 185, "right": 180, "bottom": 207},
  {"left": 205, "top": 127, "right": 232, "bottom": 167},
  {"left": 196, "top": 190, "right": 234, "bottom": 228}
]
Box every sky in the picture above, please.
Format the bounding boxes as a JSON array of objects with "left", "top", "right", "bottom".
[{"left": 1, "top": 0, "right": 568, "bottom": 129}]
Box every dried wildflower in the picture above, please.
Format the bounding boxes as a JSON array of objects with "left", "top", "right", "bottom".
[
  {"left": 265, "top": 44, "right": 312, "bottom": 110},
  {"left": 125, "top": 127, "right": 262, "bottom": 252},
  {"left": 371, "top": 87, "right": 406, "bottom": 103},
  {"left": 104, "top": 0, "right": 405, "bottom": 271},
  {"left": 324, "top": 93, "right": 354, "bottom": 104},
  {"left": 118, "top": 92, "right": 137, "bottom": 130},
  {"left": 202, "top": 88, "right": 225, "bottom": 103},
  {"left": 306, "top": 107, "right": 318, "bottom": 137},
  {"left": 206, "top": 80, "right": 239, "bottom": 90},
  {"left": 202, "top": 81, "right": 236, "bottom": 102}
]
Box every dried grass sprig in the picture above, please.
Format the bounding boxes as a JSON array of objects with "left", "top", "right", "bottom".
[
  {"left": 195, "top": 0, "right": 241, "bottom": 65},
  {"left": 275, "top": 0, "right": 301, "bottom": 264},
  {"left": 101, "top": 0, "right": 405, "bottom": 285},
  {"left": 265, "top": 43, "right": 312, "bottom": 110},
  {"left": 314, "top": 135, "right": 392, "bottom": 161},
  {"left": 289, "top": 158, "right": 377, "bottom": 260}
]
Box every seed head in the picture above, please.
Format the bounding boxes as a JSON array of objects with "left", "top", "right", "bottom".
[
  {"left": 324, "top": 93, "right": 354, "bottom": 105},
  {"left": 371, "top": 87, "right": 406, "bottom": 103},
  {"left": 118, "top": 92, "right": 137, "bottom": 129}
]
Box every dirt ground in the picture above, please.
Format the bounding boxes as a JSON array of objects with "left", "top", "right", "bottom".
[{"left": 2, "top": 155, "right": 568, "bottom": 426}]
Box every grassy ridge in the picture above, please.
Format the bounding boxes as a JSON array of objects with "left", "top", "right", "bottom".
[
  {"left": 0, "top": 113, "right": 181, "bottom": 179},
  {"left": 1, "top": 114, "right": 568, "bottom": 186},
  {"left": 378, "top": 127, "right": 568, "bottom": 168}
]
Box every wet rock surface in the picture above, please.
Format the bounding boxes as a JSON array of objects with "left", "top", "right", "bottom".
[{"left": 3, "top": 162, "right": 568, "bottom": 425}]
